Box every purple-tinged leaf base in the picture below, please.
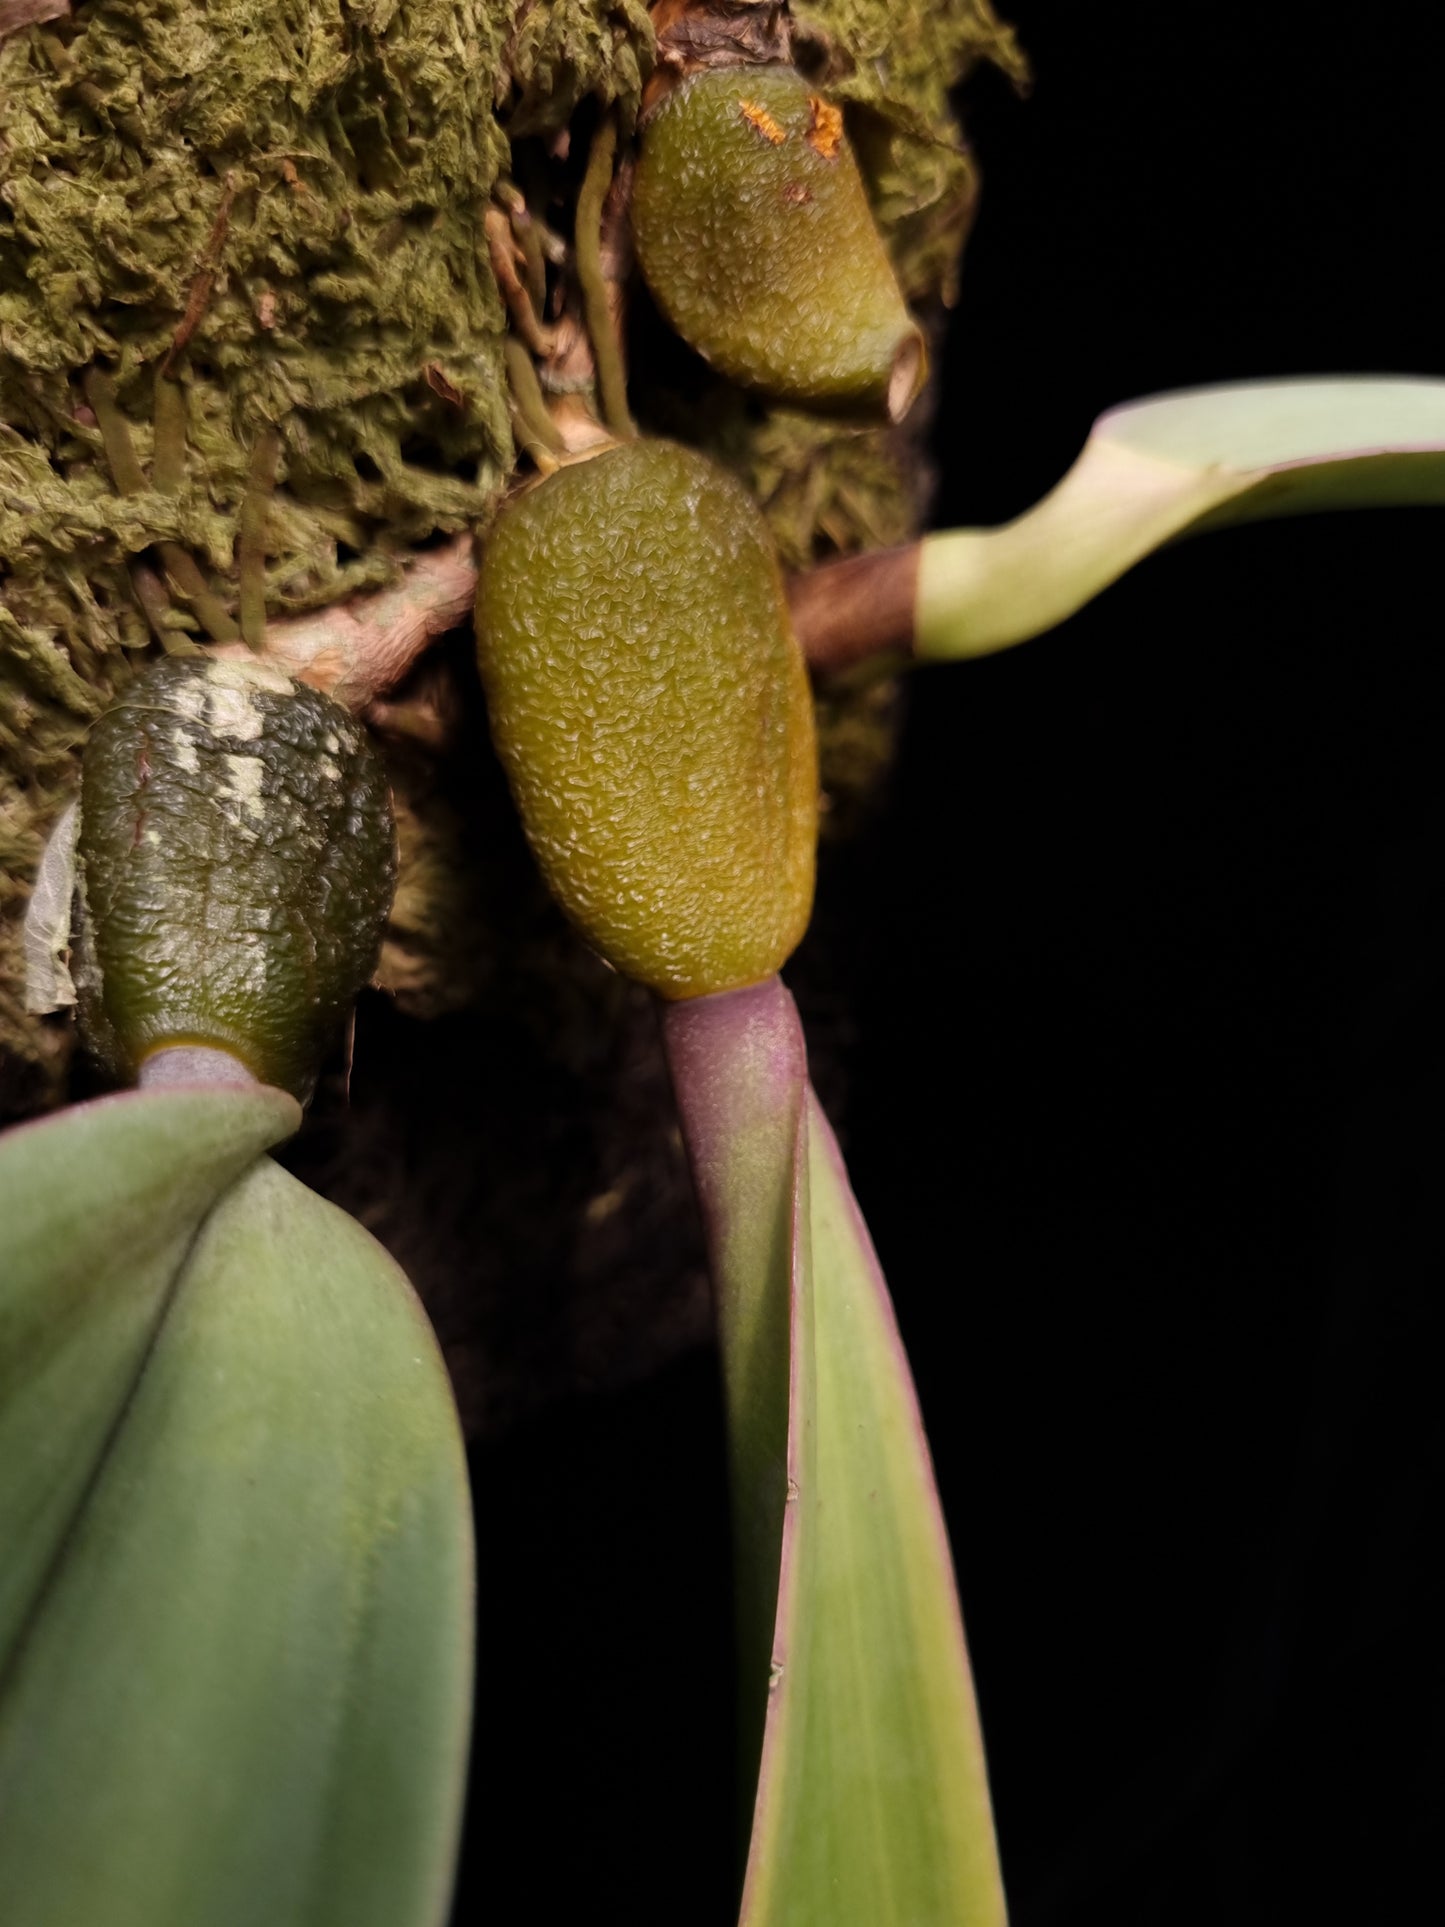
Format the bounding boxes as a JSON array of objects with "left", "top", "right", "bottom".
[
  {"left": 665, "top": 979, "right": 1005, "bottom": 1926},
  {"left": 664, "top": 979, "right": 807, "bottom": 1780}
]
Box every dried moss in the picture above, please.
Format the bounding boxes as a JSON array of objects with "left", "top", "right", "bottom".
[{"left": 504, "top": 0, "right": 656, "bottom": 136}]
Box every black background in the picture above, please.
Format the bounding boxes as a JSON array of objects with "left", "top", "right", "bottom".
[{"left": 454, "top": 7, "right": 1443, "bottom": 1921}]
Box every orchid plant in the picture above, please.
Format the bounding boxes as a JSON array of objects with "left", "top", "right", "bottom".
[{"left": 0, "top": 4, "right": 1439, "bottom": 1925}]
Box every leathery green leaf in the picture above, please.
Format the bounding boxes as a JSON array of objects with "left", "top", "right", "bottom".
[
  {"left": 742, "top": 1092, "right": 1004, "bottom": 1927},
  {"left": 0, "top": 1082, "right": 301, "bottom": 1655},
  {"left": 665, "top": 981, "right": 1003, "bottom": 1925},
  {"left": 917, "top": 375, "right": 1445, "bottom": 659},
  {"left": 0, "top": 1148, "right": 473, "bottom": 1927}
]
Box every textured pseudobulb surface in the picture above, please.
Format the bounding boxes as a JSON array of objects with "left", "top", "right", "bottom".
[
  {"left": 476, "top": 440, "right": 818, "bottom": 1000},
  {"left": 76, "top": 657, "right": 396, "bottom": 1096},
  {"left": 632, "top": 66, "right": 925, "bottom": 419}
]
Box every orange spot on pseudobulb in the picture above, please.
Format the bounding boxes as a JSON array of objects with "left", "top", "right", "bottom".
[
  {"left": 739, "top": 99, "right": 787, "bottom": 145},
  {"left": 805, "top": 96, "right": 843, "bottom": 161}
]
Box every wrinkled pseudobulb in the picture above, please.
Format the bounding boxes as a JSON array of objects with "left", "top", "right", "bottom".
[
  {"left": 476, "top": 440, "right": 818, "bottom": 1000},
  {"left": 633, "top": 67, "right": 926, "bottom": 421},
  {"left": 75, "top": 658, "right": 396, "bottom": 1097}
]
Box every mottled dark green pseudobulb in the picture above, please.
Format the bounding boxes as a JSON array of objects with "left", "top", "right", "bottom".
[
  {"left": 76, "top": 658, "right": 396, "bottom": 1097},
  {"left": 633, "top": 67, "right": 926, "bottom": 421},
  {"left": 476, "top": 440, "right": 818, "bottom": 1000}
]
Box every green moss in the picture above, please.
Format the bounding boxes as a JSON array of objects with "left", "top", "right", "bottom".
[
  {"left": 504, "top": 0, "right": 656, "bottom": 137},
  {"left": 0, "top": 4, "right": 515, "bottom": 599}
]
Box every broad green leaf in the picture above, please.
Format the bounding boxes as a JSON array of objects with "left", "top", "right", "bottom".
[
  {"left": 917, "top": 376, "right": 1445, "bottom": 659},
  {"left": 0, "top": 1082, "right": 301, "bottom": 1654},
  {"left": 0, "top": 1147, "right": 473, "bottom": 1927},
  {"left": 665, "top": 981, "right": 1003, "bottom": 1925}
]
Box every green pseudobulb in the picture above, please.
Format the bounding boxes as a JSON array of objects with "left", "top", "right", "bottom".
[
  {"left": 76, "top": 658, "right": 396, "bottom": 1097},
  {"left": 632, "top": 67, "right": 926, "bottom": 421},
  {"left": 476, "top": 440, "right": 818, "bottom": 1001}
]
